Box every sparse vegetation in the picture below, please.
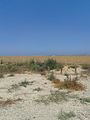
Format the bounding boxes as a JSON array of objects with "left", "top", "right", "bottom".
[
  {"left": 0, "top": 63, "right": 18, "bottom": 73},
  {"left": 80, "top": 97, "right": 90, "bottom": 104},
  {"left": 0, "top": 73, "right": 4, "bottom": 78},
  {"left": 57, "top": 111, "right": 76, "bottom": 120},
  {"left": 0, "top": 59, "right": 63, "bottom": 73},
  {"left": 19, "top": 79, "right": 30, "bottom": 87},
  {"left": 0, "top": 57, "right": 89, "bottom": 75},
  {"left": 40, "top": 71, "right": 46, "bottom": 75},
  {"left": 44, "top": 59, "right": 58, "bottom": 70},
  {"left": 8, "top": 74, "right": 15, "bottom": 77},
  {"left": 8, "top": 84, "right": 20, "bottom": 92},
  {"left": 52, "top": 79, "right": 61, "bottom": 84},
  {"left": 48, "top": 72, "right": 56, "bottom": 81},
  {"left": 53, "top": 79, "right": 85, "bottom": 91},
  {"left": 28, "top": 60, "right": 40, "bottom": 72},
  {"left": 8, "top": 80, "right": 34, "bottom": 93},
  {"left": 0, "top": 98, "right": 22, "bottom": 107},
  {"left": 28, "top": 59, "right": 63, "bottom": 72},
  {"left": 7, "top": 64, "right": 18, "bottom": 72},
  {"left": 82, "top": 64, "right": 90, "bottom": 70},
  {"left": 33, "top": 87, "right": 42, "bottom": 92},
  {"left": 35, "top": 91, "right": 68, "bottom": 105}
]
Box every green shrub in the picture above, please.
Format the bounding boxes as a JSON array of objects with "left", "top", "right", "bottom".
[
  {"left": 48, "top": 72, "right": 55, "bottom": 81},
  {"left": 0, "top": 59, "right": 64, "bottom": 73},
  {"left": 44, "top": 59, "right": 64, "bottom": 72},
  {"left": 35, "top": 62, "right": 46, "bottom": 72},
  {"left": 28, "top": 60, "right": 46, "bottom": 72},
  {"left": 10, "top": 66, "right": 18, "bottom": 72},
  {"left": 19, "top": 80, "right": 29, "bottom": 87},
  {"left": 28, "top": 60, "right": 39, "bottom": 71},
  {"left": 0, "top": 64, "right": 7, "bottom": 73},
  {"left": 0, "top": 63, "right": 20, "bottom": 73},
  {"left": 44, "top": 59, "right": 58, "bottom": 70}
]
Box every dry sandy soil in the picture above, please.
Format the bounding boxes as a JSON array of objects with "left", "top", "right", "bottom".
[{"left": 0, "top": 68, "right": 90, "bottom": 120}]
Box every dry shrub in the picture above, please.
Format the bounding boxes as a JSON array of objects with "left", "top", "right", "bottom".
[
  {"left": 82, "top": 64, "right": 90, "bottom": 69},
  {"left": 0, "top": 73, "right": 4, "bottom": 78},
  {"left": 40, "top": 71, "right": 46, "bottom": 76},
  {"left": 52, "top": 79, "right": 61, "bottom": 84},
  {"left": 8, "top": 73, "right": 15, "bottom": 77},
  {"left": 0, "top": 98, "right": 22, "bottom": 107},
  {"left": 53, "top": 79, "right": 85, "bottom": 91}
]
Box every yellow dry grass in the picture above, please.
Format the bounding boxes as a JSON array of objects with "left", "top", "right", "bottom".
[
  {"left": 0, "top": 56, "right": 90, "bottom": 64},
  {"left": 52, "top": 79, "right": 85, "bottom": 91}
]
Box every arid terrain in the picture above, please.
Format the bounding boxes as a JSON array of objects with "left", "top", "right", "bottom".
[{"left": 0, "top": 57, "right": 90, "bottom": 120}]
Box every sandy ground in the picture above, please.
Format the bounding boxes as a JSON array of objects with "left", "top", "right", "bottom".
[{"left": 0, "top": 68, "right": 90, "bottom": 120}]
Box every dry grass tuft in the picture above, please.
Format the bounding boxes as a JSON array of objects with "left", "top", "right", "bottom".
[
  {"left": 52, "top": 79, "right": 61, "bottom": 84},
  {"left": 40, "top": 71, "right": 46, "bottom": 76},
  {"left": 53, "top": 79, "right": 85, "bottom": 91},
  {"left": 0, "top": 98, "right": 22, "bottom": 107}
]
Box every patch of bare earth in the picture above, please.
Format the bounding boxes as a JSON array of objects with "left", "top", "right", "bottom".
[{"left": 0, "top": 67, "right": 90, "bottom": 120}]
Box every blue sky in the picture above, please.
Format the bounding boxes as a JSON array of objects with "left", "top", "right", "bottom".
[{"left": 0, "top": 0, "right": 90, "bottom": 55}]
